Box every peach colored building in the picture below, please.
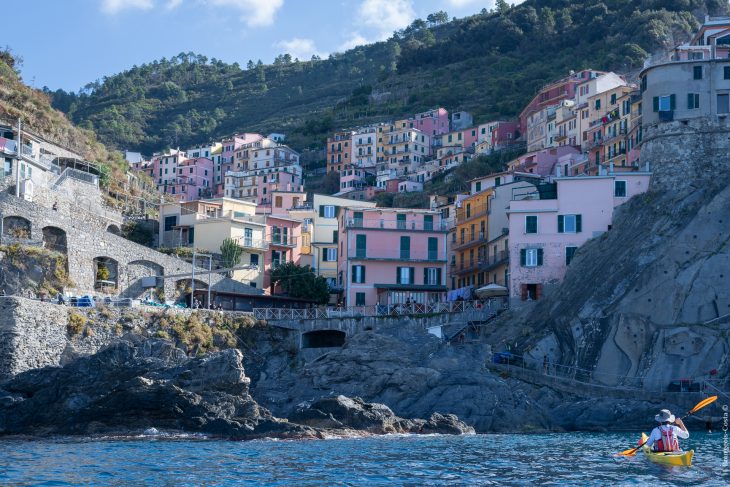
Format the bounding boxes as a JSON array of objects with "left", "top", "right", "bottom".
[
  {"left": 337, "top": 207, "right": 449, "bottom": 306},
  {"left": 508, "top": 172, "right": 650, "bottom": 304}
]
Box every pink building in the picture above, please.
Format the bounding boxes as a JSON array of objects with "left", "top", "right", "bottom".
[
  {"left": 337, "top": 207, "right": 449, "bottom": 306},
  {"left": 340, "top": 166, "right": 370, "bottom": 192},
  {"left": 508, "top": 172, "right": 650, "bottom": 304},
  {"left": 256, "top": 190, "right": 308, "bottom": 216},
  {"left": 412, "top": 107, "right": 450, "bottom": 137},
  {"left": 507, "top": 146, "right": 581, "bottom": 177},
  {"left": 167, "top": 157, "right": 215, "bottom": 201},
  {"left": 220, "top": 133, "right": 264, "bottom": 193}
]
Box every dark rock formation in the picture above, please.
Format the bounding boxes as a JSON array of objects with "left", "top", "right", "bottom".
[
  {"left": 0, "top": 338, "right": 473, "bottom": 439},
  {"left": 289, "top": 395, "right": 474, "bottom": 435}
]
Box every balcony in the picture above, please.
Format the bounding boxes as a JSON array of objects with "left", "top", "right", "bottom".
[
  {"left": 452, "top": 231, "right": 487, "bottom": 251},
  {"left": 238, "top": 238, "right": 269, "bottom": 251},
  {"left": 349, "top": 251, "right": 445, "bottom": 263},
  {"left": 455, "top": 205, "right": 489, "bottom": 225},
  {"left": 658, "top": 110, "right": 674, "bottom": 122},
  {"left": 345, "top": 218, "right": 448, "bottom": 232},
  {"left": 268, "top": 235, "right": 298, "bottom": 247}
]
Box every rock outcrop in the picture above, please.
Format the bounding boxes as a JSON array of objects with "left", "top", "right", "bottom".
[{"left": 0, "top": 338, "right": 473, "bottom": 439}]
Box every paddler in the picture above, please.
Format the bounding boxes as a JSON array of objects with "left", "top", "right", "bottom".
[{"left": 644, "top": 409, "right": 689, "bottom": 452}]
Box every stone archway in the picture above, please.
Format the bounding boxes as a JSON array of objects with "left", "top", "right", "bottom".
[
  {"left": 175, "top": 278, "right": 208, "bottom": 307},
  {"left": 106, "top": 224, "right": 121, "bottom": 236},
  {"left": 302, "top": 330, "right": 346, "bottom": 348},
  {"left": 93, "top": 256, "right": 119, "bottom": 293},
  {"left": 42, "top": 226, "right": 67, "bottom": 253},
  {"left": 3, "top": 216, "right": 32, "bottom": 240}
]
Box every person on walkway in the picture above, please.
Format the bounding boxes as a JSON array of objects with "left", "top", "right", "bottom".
[{"left": 645, "top": 409, "right": 689, "bottom": 452}]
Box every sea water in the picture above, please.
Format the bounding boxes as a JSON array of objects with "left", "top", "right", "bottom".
[{"left": 1, "top": 432, "right": 728, "bottom": 485}]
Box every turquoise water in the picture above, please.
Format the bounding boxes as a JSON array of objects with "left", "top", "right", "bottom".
[{"left": 1, "top": 432, "right": 728, "bottom": 485}]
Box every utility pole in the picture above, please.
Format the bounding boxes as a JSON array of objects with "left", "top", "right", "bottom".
[{"left": 191, "top": 249, "right": 196, "bottom": 308}]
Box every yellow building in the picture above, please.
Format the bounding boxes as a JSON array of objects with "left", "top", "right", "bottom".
[
  {"left": 586, "top": 84, "right": 634, "bottom": 173},
  {"left": 452, "top": 188, "right": 494, "bottom": 289},
  {"left": 311, "top": 194, "right": 376, "bottom": 298}
]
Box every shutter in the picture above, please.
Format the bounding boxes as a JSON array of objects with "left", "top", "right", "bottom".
[
  {"left": 409, "top": 267, "right": 415, "bottom": 284},
  {"left": 424, "top": 268, "right": 428, "bottom": 285},
  {"left": 520, "top": 249, "right": 526, "bottom": 266},
  {"left": 535, "top": 284, "right": 542, "bottom": 300},
  {"left": 351, "top": 265, "right": 357, "bottom": 283},
  {"left": 670, "top": 94, "right": 676, "bottom": 110},
  {"left": 687, "top": 93, "right": 694, "bottom": 109},
  {"left": 333, "top": 230, "right": 338, "bottom": 243},
  {"left": 437, "top": 268, "right": 442, "bottom": 285},
  {"left": 520, "top": 284, "right": 528, "bottom": 301},
  {"left": 362, "top": 266, "right": 365, "bottom": 283},
  {"left": 396, "top": 267, "right": 402, "bottom": 284},
  {"left": 557, "top": 215, "right": 564, "bottom": 233},
  {"left": 537, "top": 248, "right": 544, "bottom": 266},
  {"left": 653, "top": 96, "right": 659, "bottom": 112},
  {"left": 319, "top": 205, "right": 325, "bottom": 217},
  {"left": 576, "top": 214, "right": 582, "bottom": 233}
]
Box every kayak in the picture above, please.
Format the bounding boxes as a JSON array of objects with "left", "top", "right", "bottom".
[{"left": 640, "top": 433, "right": 694, "bottom": 467}]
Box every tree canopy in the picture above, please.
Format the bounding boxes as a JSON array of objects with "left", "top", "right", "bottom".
[{"left": 270, "top": 262, "right": 329, "bottom": 304}]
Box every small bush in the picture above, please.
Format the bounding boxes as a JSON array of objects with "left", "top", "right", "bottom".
[
  {"left": 83, "top": 326, "right": 95, "bottom": 338},
  {"left": 156, "top": 330, "right": 170, "bottom": 340},
  {"left": 98, "top": 306, "right": 114, "bottom": 319},
  {"left": 67, "top": 312, "right": 87, "bottom": 335}
]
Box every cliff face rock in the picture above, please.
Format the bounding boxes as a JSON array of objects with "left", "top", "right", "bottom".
[
  {"left": 511, "top": 118, "right": 730, "bottom": 387},
  {"left": 251, "top": 327, "right": 556, "bottom": 432},
  {"left": 0, "top": 338, "right": 474, "bottom": 439}
]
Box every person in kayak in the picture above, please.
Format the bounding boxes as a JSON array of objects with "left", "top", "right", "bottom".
[{"left": 645, "top": 409, "right": 689, "bottom": 452}]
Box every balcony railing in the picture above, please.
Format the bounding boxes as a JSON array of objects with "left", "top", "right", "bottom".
[
  {"left": 238, "top": 238, "right": 269, "bottom": 250},
  {"left": 349, "top": 252, "right": 445, "bottom": 262},
  {"left": 452, "top": 231, "right": 487, "bottom": 251},
  {"left": 269, "top": 235, "right": 298, "bottom": 247},
  {"left": 455, "top": 205, "right": 489, "bottom": 224},
  {"left": 345, "top": 219, "right": 447, "bottom": 232}
]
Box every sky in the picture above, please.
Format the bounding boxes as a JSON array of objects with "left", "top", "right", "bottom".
[{"left": 4, "top": 0, "right": 524, "bottom": 92}]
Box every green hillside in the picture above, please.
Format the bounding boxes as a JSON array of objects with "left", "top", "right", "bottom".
[{"left": 47, "top": 0, "right": 729, "bottom": 159}]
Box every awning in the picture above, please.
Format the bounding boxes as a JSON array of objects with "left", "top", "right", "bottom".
[
  {"left": 373, "top": 284, "right": 448, "bottom": 292},
  {"left": 475, "top": 284, "right": 509, "bottom": 298}
]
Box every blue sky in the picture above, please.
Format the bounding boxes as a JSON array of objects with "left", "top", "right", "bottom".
[{"left": 6, "top": 0, "right": 523, "bottom": 92}]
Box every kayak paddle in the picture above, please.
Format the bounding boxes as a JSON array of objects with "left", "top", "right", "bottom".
[{"left": 616, "top": 395, "right": 717, "bottom": 457}]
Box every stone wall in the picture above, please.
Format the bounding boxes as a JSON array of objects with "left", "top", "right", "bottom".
[
  {"left": 0, "top": 193, "right": 260, "bottom": 300},
  {"left": 0, "top": 297, "right": 67, "bottom": 381}
]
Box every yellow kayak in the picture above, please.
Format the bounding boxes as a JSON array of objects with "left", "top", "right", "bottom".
[{"left": 640, "top": 433, "right": 694, "bottom": 467}]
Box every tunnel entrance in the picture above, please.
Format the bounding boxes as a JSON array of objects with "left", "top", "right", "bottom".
[{"left": 301, "top": 330, "right": 346, "bottom": 348}]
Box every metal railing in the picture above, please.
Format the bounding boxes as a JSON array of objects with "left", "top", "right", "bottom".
[
  {"left": 345, "top": 218, "right": 447, "bottom": 232},
  {"left": 254, "top": 299, "right": 494, "bottom": 321}
]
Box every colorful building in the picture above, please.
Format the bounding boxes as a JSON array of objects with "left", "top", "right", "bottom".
[
  {"left": 337, "top": 207, "right": 448, "bottom": 306},
  {"left": 508, "top": 173, "right": 650, "bottom": 304},
  {"left": 412, "top": 107, "right": 450, "bottom": 136},
  {"left": 452, "top": 188, "right": 493, "bottom": 290},
  {"left": 168, "top": 157, "right": 215, "bottom": 202},
  {"left": 326, "top": 131, "right": 354, "bottom": 173}
]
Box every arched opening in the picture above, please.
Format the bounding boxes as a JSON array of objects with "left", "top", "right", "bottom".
[
  {"left": 175, "top": 278, "right": 208, "bottom": 307},
  {"left": 106, "top": 224, "right": 121, "bottom": 236},
  {"left": 302, "top": 330, "right": 346, "bottom": 349},
  {"left": 42, "top": 226, "right": 67, "bottom": 253},
  {"left": 126, "top": 260, "right": 164, "bottom": 300},
  {"left": 93, "top": 256, "right": 118, "bottom": 293},
  {"left": 3, "top": 216, "right": 32, "bottom": 240}
]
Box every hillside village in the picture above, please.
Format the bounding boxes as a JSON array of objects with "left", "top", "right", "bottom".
[{"left": 1, "top": 16, "right": 729, "bottom": 316}]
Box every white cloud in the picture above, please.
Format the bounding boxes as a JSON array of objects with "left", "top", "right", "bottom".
[
  {"left": 274, "top": 38, "right": 322, "bottom": 59},
  {"left": 208, "top": 0, "right": 284, "bottom": 27},
  {"left": 358, "top": 0, "right": 415, "bottom": 39},
  {"left": 101, "top": 0, "right": 154, "bottom": 14},
  {"left": 339, "top": 32, "right": 370, "bottom": 52},
  {"left": 165, "top": 0, "right": 183, "bottom": 10}
]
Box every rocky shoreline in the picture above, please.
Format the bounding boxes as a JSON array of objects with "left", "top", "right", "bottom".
[{"left": 0, "top": 338, "right": 473, "bottom": 440}]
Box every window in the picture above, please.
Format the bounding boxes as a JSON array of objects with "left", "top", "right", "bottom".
[
  {"left": 322, "top": 205, "right": 336, "bottom": 218},
  {"left": 594, "top": 99, "right": 601, "bottom": 110},
  {"left": 424, "top": 268, "right": 442, "bottom": 285},
  {"left": 352, "top": 265, "right": 366, "bottom": 283},
  {"left": 164, "top": 216, "right": 177, "bottom": 232},
  {"left": 353, "top": 211, "right": 363, "bottom": 227},
  {"left": 275, "top": 196, "right": 283, "bottom": 208},
  {"left": 566, "top": 246, "right": 578, "bottom": 266},
  {"left": 466, "top": 203, "right": 471, "bottom": 218},
  {"left": 724, "top": 66, "right": 730, "bottom": 80},
  {"left": 687, "top": 93, "right": 700, "bottom": 110},
  {"left": 614, "top": 180, "right": 627, "bottom": 197},
  {"left": 396, "top": 266, "right": 414, "bottom": 284},
  {"left": 475, "top": 181, "right": 481, "bottom": 192},
  {"left": 397, "top": 213, "right": 406, "bottom": 229},
  {"left": 400, "top": 236, "right": 410, "bottom": 259},
  {"left": 693, "top": 66, "right": 703, "bottom": 80},
  {"left": 250, "top": 254, "right": 259, "bottom": 266},
  {"left": 520, "top": 248, "right": 543, "bottom": 267},
  {"left": 356, "top": 234, "right": 367, "bottom": 258},
  {"left": 424, "top": 215, "right": 433, "bottom": 231},
  {"left": 718, "top": 94, "right": 730, "bottom": 114},
  {"left": 525, "top": 215, "right": 538, "bottom": 234},
  {"left": 428, "top": 237, "right": 438, "bottom": 260},
  {"left": 355, "top": 292, "right": 366, "bottom": 306},
  {"left": 558, "top": 214, "right": 582, "bottom": 233},
  {"left": 610, "top": 93, "right": 617, "bottom": 105},
  {"left": 3, "top": 158, "right": 12, "bottom": 177},
  {"left": 323, "top": 248, "right": 337, "bottom": 261},
  {"left": 653, "top": 95, "right": 675, "bottom": 112}
]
